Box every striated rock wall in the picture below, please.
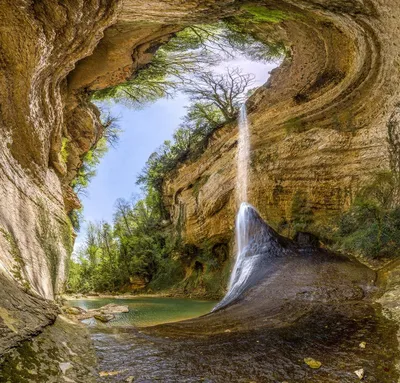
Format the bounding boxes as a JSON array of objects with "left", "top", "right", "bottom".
[
  {"left": 0, "top": 0, "right": 120, "bottom": 301},
  {"left": 163, "top": 0, "right": 400, "bottom": 250},
  {"left": 0, "top": 0, "right": 250, "bottom": 356}
]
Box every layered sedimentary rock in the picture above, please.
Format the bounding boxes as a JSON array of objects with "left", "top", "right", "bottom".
[
  {"left": 1, "top": 0, "right": 400, "bottom": 364},
  {"left": 163, "top": 0, "right": 400, "bottom": 250}
]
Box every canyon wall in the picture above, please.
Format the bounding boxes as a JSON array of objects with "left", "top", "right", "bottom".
[
  {"left": 1, "top": 0, "right": 400, "bottom": 358},
  {"left": 163, "top": 0, "right": 400, "bottom": 251}
]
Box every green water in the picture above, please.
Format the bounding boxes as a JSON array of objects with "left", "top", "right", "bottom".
[{"left": 68, "top": 297, "right": 217, "bottom": 327}]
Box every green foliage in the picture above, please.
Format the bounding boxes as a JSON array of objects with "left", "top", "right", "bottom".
[
  {"left": 92, "top": 22, "right": 284, "bottom": 109},
  {"left": 61, "top": 138, "right": 69, "bottom": 164},
  {"left": 331, "top": 172, "right": 400, "bottom": 260},
  {"left": 68, "top": 209, "right": 83, "bottom": 232},
  {"left": 71, "top": 137, "right": 108, "bottom": 198},
  {"left": 290, "top": 190, "right": 314, "bottom": 234},
  {"left": 67, "top": 194, "right": 177, "bottom": 293},
  {"left": 146, "top": 256, "right": 185, "bottom": 292},
  {"left": 137, "top": 67, "right": 254, "bottom": 218},
  {"left": 241, "top": 6, "right": 291, "bottom": 23},
  {"left": 71, "top": 111, "right": 121, "bottom": 199},
  {"left": 67, "top": 193, "right": 229, "bottom": 298},
  {"left": 91, "top": 26, "right": 221, "bottom": 108}
]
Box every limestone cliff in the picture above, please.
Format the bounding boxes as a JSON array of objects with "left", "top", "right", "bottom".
[
  {"left": 1, "top": 0, "right": 400, "bottom": 362},
  {"left": 163, "top": 0, "right": 400, "bottom": 251}
]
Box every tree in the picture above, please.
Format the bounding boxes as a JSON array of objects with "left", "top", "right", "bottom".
[
  {"left": 71, "top": 111, "right": 121, "bottom": 199},
  {"left": 91, "top": 22, "right": 282, "bottom": 109},
  {"left": 114, "top": 198, "right": 134, "bottom": 236},
  {"left": 183, "top": 68, "right": 255, "bottom": 121}
]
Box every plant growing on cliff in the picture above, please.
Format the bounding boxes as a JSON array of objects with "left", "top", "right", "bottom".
[
  {"left": 136, "top": 66, "right": 255, "bottom": 221},
  {"left": 331, "top": 172, "right": 400, "bottom": 260},
  {"left": 289, "top": 190, "right": 314, "bottom": 235},
  {"left": 91, "top": 22, "right": 284, "bottom": 108},
  {"left": 0, "top": 227, "right": 30, "bottom": 291},
  {"left": 71, "top": 111, "right": 121, "bottom": 198}
]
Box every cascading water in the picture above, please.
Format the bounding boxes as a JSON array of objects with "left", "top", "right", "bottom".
[
  {"left": 236, "top": 103, "right": 250, "bottom": 204},
  {"left": 213, "top": 104, "right": 266, "bottom": 311},
  {"left": 228, "top": 104, "right": 252, "bottom": 296}
]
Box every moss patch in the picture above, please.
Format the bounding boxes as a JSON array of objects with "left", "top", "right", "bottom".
[
  {"left": 60, "top": 137, "right": 69, "bottom": 164},
  {"left": 192, "top": 175, "right": 210, "bottom": 201},
  {"left": 0, "top": 227, "right": 30, "bottom": 291},
  {"left": 284, "top": 117, "right": 308, "bottom": 134},
  {"left": 36, "top": 202, "right": 62, "bottom": 293},
  {"left": 241, "top": 5, "right": 291, "bottom": 23}
]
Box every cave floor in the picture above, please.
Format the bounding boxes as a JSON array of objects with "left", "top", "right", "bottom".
[
  {"left": 92, "top": 248, "right": 399, "bottom": 383},
  {"left": 92, "top": 301, "right": 398, "bottom": 383},
  {"left": 1, "top": 247, "right": 399, "bottom": 383}
]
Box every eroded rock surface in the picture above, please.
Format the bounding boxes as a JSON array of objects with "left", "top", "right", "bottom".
[
  {"left": 89, "top": 216, "right": 398, "bottom": 383},
  {"left": 2, "top": 0, "right": 400, "bottom": 372},
  {"left": 0, "top": 273, "right": 58, "bottom": 358},
  {"left": 0, "top": 316, "right": 97, "bottom": 383},
  {"left": 163, "top": 0, "right": 400, "bottom": 249}
]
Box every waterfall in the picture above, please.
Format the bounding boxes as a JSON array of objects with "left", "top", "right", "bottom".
[
  {"left": 213, "top": 104, "right": 258, "bottom": 311},
  {"left": 213, "top": 203, "right": 274, "bottom": 311},
  {"left": 236, "top": 104, "right": 250, "bottom": 205}
]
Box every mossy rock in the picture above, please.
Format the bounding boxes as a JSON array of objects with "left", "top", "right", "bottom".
[{"left": 241, "top": 5, "right": 291, "bottom": 23}]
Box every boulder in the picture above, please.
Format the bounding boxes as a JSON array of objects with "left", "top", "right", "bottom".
[
  {"left": 76, "top": 304, "right": 129, "bottom": 321},
  {"left": 94, "top": 314, "right": 115, "bottom": 323},
  {"left": 100, "top": 304, "right": 129, "bottom": 313},
  {"left": 63, "top": 306, "right": 86, "bottom": 315}
]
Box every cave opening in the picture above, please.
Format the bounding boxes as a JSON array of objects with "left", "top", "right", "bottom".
[
  {"left": 67, "top": 19, "right": 284, "bottom": 301},
  {"left": 4, "top": 1, "right": 400, "bottom": 382}
]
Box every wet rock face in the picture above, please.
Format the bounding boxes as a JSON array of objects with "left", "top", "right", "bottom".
[
  {"left": 0, "top": 316, "right": 97, "bottom": 383},
  {"left": 0, "top": 273, "right": 58, "bottom": 357},
  {"left": 214, "top": 204, "right": 297, "bottom": 310}
]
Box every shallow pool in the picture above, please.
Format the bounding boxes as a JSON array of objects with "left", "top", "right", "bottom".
[{"left": 68, "top": 297, "right": 217, "bottom": 327}]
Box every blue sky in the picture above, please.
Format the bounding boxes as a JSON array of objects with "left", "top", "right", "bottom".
[{"left": 74, "top": 57, "right": 277, "bottom": 250}]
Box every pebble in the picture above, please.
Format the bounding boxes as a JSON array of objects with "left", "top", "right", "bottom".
[
  {"left": 59, "top": 362, "right": 73, "bottom": 375},
  {"left": 354, "top": 368, "right": 364, "bottom": 380},
  {"left": 304, "top": 357, "right": 322, "bottom": 369}
]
